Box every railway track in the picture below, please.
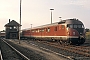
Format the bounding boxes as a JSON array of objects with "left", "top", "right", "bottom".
[
  {"left": 36, "top": 40, "right": 90, "bottom": 58},
  {"left": 20, "top": 40, "right": 90, "bottom": 60},
  {"left": 2, "top": 39, "right": 90, "bottom": 60},
  {"left": 1, "top": 39, "right": 55, "bottom": 60},
  {"left": 0, "top": 38, "right": 30, "bottom": 60},
  {"left": 8, "top": 39, "right": 74, "bottom": 60},
  {"left": 0, "top": 50, "right": 3, "bottom": 60}
]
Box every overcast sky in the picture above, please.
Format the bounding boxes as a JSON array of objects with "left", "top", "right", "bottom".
[{"left": 0, "top": 0, "right": 90, "bottom": 30}]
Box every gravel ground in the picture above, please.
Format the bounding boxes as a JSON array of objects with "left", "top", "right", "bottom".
[
  {"left": 6, "top": 39, "right": 69, "bottom": 60},
  {"left": 15, "top": 39, "right": 90, "bottom": 60},
  {"left": 1, "top": 39, "right": 90, "bottom": 60},
  {"left": 0, "top": 39, "right": 22, "bottom": 60},
  {"left": 81, "top": 39, "right": 90, "bottom": 46}
]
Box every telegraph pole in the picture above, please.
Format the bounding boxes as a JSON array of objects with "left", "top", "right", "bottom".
[{"left": 19, "top": 0, "right": 22, "bottom": 44}]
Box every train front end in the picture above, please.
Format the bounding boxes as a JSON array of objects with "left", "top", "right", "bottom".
[{"left": 66, "top": 19, "right": 85, "bottom": 45}]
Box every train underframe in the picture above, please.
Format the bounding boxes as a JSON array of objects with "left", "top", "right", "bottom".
[
  {"left": 67, "top": 38, "right": 85, "bottom": 45},
  {"left": 21, "top": 36, "right": 85, "bottom": 45}
]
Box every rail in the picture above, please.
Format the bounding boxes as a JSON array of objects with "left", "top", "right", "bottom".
[
  {"left": 38, "top": 41, "right": 90, "bottom": 57},
  {"left": 0, "top": 50, "right": 3, "bottom": 60},
  {"left": 2, "top": 39, "right": 30, "bottom": 60}
]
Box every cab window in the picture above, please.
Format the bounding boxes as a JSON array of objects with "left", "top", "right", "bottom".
[
  {"left": 81, "top": 25, "right": 84, "bottom": 28},
  {"left": 78, "top": 25, "right": 82, "bottom": 28},
  {"left": 67, "top": 24, "right": 84, "bottom": 28},
  {"left": 67, "top": 24, "right": 73, "bottom": 28},
  {"left": 74, "top": 25, "right": 77, "bottom": 28}
]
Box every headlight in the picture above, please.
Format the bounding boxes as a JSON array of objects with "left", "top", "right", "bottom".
[{"left": 80, "top": 32, "right": 82, "bottom": 35}]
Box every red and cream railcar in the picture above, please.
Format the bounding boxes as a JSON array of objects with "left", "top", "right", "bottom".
[{"left": 22, "top": 19, "right": 85, "bottom": 45}]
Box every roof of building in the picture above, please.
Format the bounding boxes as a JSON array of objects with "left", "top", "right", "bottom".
[{"left": 5, "top": 20, "right": 22, "bottom": 27}]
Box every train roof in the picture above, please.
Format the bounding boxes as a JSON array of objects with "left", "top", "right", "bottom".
[
  {"left": 22, "top": 18, "right": 83, "bottom": 31},
  {"left": 65, "top": 19, "right": 83, "bottom": 24},
  {"left": 22, "top": 22, "right": 59, "bottom": 31}
]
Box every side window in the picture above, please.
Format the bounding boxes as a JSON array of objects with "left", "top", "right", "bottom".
[
  {"left": 55, "top": 27, "right": 57, "bottom": 31},
  {"left": 40, "top": 29, "right": 42, "bottom": 32},
  {"left": 42, "top": 28, "right": 44, "bottom": 32},
  {"left": 10, "top": 27, "right": 12, "bottom": 29},
  {"left": 32, "top": 30, "right": 34, "bottom": 32},
  {"left": 14, "top": 26, "right": 17, "bottom": 29},
  {"left": 38, "top": 29, "right": 39, "bottom": 32},
  {"left": 62, "top": 25, "right": 64, "bottom": 29},
  {"left": 47, "top": 28, "right": 50, "bottom": 32}
]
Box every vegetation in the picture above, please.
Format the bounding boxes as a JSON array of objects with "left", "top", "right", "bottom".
[
  {"left": 86, "top": 32, "right": 90, "bottom": 40},
  {"left": 85, "top": 28, "right": 90, "bottom": 40}
]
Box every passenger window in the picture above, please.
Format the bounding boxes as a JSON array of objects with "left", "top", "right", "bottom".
[
  {"left": 42, "top": 28, "right": 44, "bottom": 32},
  {"left": 40, "top": 29, "right": 42, "bottom": 32},
  {"left": 62, "top": 25, "right": 64, "bottom": 29},
  {"left": 55, "top": 27, "right": 57, "bottom": 31},
  {"left": 36, "top": 30, "right": 38, "bottom": 33},
  {"left": 38, "top": 30, "right": 39, "bottom": 32},
  {"left": 32, "top": 30, "right": 34, "bottom": 32},
  {"left": 47, "top": 28, "right": 50, "bottom": 32}
]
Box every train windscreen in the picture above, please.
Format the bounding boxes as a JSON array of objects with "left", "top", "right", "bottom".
[{"left": 67, "top": 24, "right": 84, "bottom": 28}]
